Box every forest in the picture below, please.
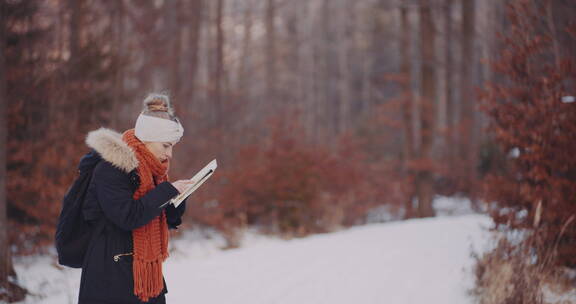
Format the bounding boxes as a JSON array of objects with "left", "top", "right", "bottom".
[{"left": 1, "top": 0, "right": 575, "bottom": 303}]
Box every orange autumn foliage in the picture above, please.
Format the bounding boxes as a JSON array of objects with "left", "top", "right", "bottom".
[{"left": 480, "top": 1, "right": 576, "bottom": 267}]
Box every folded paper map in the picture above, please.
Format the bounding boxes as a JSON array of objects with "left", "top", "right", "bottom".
[{"left": 161, "top": 159, "right": 218, "bottom": 208}]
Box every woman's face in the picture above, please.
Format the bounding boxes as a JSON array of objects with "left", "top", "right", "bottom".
[{"left": 144, "top": 141, "right": 174, "bottom": 164}]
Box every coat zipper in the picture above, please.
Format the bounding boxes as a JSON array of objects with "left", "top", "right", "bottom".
[{"left": 113, "top": 252, "right": 133, "bottom": 262}]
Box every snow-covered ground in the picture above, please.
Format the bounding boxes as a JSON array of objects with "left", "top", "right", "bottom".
[{"left": 14, "top": 213, "right": 492, "bottom": 304}]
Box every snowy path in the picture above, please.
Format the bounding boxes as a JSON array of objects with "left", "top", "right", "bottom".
[
  {"left": 15, "top": 214, "right": 491, "bottom": 304},
  {"left": 165, "top": 215, "right": 491, "bottom": 304}
]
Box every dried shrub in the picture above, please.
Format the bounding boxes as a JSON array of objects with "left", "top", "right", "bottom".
[
  {"left": 472, "top": 229, "right": 576, "bottom": 304},
  {"left": 472, "top": 237, "right": 547, "bottom": 304}
]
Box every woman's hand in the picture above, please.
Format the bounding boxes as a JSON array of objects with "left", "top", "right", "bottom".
[{"left": 171, "top": 180, "right": 196, "bottom": 193}]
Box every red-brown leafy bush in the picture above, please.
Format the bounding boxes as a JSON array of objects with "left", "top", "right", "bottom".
[
  {"left": 179, "top": 115, "right": 408, "bottom": 248},
  {"left": 219, "top": 118, "right": 363, "bottom": 239},
  {"left": 480, "top": 0, "right": 576, "bottom": 267}
]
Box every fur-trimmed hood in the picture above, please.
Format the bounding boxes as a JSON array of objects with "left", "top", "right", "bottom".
[{"left": 85, "top": 128, "right": 139, "bottom": 173}]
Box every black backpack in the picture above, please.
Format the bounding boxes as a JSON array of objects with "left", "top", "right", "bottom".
[{"left": 55, "top": 150, "right": 106, "bottom": 268}]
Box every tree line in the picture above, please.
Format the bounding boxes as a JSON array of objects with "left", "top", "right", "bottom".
[{"left": 1, "top": 0, "right": 574, "bottom": 301}]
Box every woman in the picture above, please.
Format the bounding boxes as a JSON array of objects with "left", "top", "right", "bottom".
[{"left": 79, "top": 93, "right": 194, "bottom": 304}]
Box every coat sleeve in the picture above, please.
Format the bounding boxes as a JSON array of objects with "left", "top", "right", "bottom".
[
  {"left": 165, "top": 200, "right": 187, "bottom": 229},
  {"left": 93, "top": 161, "right": 180, "bottom": 231}
]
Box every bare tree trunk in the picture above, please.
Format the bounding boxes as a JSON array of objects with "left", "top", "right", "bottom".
[
  {"left": 444, "top": 0, "right": 454, "bottom": 151},
  {"left": 285, "top": 1, "right": 301, "bottom": 113},
  {"left": 0, "top": 0, "right": 8, "bottom": 295},
  {"left": 400, "top": 4, "right": 415, "bottom": 219},
  {"left": 545, "top": 0, "right": 561, "bottom": 70},
  {"left": 313, "top": 2, "right": 327, "bottom": 143},
  {"left": 180, "top": 0, "right": 203, "bottom": 125},
  {"left": 0, "top": 4, "right": 25, "bottom": 301},
  {"left": 265, "top": 0, "right": 277, "bottom": 113},
  {"left": 444, "top": 0, "right": 454, "bottom": 166},
  {"left": 416, "top": 0, "right": 436, "bottom": 218},
  {"left": 239, "top": 3, "right": 252, "bottom": 80},
  {"left": 460, "top": 0, "right": 476, "bottom": 195},
  {"left": 321, "top": 0, "right": 339, "bottom": 139},
  {"left": 112, "top": 0, "right": 125, "bottom": 129},
  {"left": 337, "top": 2, "right": 352, "bottom": 135},
  {"left": 68, "top": 0, "right": 80, "bottom": 65},
  {"left": 167, "top": 0, "right": 183, "bottom": 103},
  {"left": 68, "top": 0, "right": 81, "bottom": 129},
  {"left": 300, "top": 3, "right": 317, "bottom": 139},
  {"left": 238, "top": 1, "right": 253, "bottom": 104},
  {"left": 68, "top": 0, "right": 89, "bottom": 132},
  {"left": 185, "top": 0, "right": 204, "bottom": 107},
  {"left": 213, "top": 0, "right": 224, "bottom": 126}
]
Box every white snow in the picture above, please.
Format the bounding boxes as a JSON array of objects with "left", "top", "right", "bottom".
[
  {"left": 561, "top": 96, "right": 575, "bottom": 103},
  {"left": 433, "top": 195, "right": 480, "bottom": 216},
  {"left": 14, "top": 214, "right": 493, "bottom": 304}
]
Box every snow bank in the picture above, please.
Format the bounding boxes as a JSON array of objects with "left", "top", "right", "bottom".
[{"left": 15, "top": 214, "right": 492, "bottom": 304}]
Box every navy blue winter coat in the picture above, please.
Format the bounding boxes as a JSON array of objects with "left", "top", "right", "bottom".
[{"left": 79, "top": 128, "right": 186, "bottom": 304}]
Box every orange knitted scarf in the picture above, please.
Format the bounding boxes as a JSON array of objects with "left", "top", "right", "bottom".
[{"left": 122, "top": 129, "right": 170, "bottom": 302}]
